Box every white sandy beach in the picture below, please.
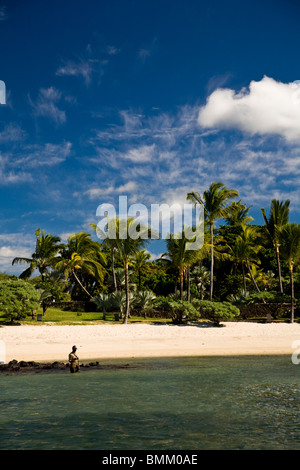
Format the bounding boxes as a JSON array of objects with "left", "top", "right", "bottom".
[{"left": 1, "top": 321, "right": 300, "bottom": 363}]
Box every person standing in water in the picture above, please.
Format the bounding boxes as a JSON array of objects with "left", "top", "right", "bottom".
[{"left": 69, "top": 345, "right": 80, "bottom": 373}]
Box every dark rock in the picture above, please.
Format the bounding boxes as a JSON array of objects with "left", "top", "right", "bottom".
[
  {"left": 19, "top": 361, "right": 29, "bottom": 367},
  {"left": 8, "top": 359, "right": 18, "bottom": 366},
  {"left": 0, "top": 359, "right": 133, "bottom": 374}
]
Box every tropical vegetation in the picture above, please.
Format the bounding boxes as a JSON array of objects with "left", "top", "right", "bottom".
[{"left": 0, "top": 182, "right": 299, "bottom": 324}]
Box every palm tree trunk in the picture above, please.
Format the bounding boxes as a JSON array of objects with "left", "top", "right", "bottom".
[
  {"left": 112, "top": 248, "right": 118, "bottom": 292},
  {"left": 242, "top": 263, "right": 246, "bottom": 291},
  {"left": 179, "top": 267, "right": 184, "bottom": 300},
  {"left": 290, "top": 262, "right": 294, "bottom": 323},
  {"left": 187, "top": 266, "right": 191, "bottom": 302},
  {"left": 72, "top": 269, "right": 93, "bottom": 299},
  {"left": 210, "top": 222, "right": 214, "bottom": 301},
  {"left": 246, "top": 261, "right": 268, "bottom": 306},
  {"left": 246, "top": 261, "right": 260, "bottom": 293},
  {"left": 276, "top": 244, "right": 283, "bottom": 293},
  {"left": 123, "top": 261, "right": 130, "bottom": 324}
]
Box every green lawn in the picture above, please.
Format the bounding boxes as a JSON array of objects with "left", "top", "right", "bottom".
[{"left": 0, "top": 307, "right": 173, "bottom": 325}]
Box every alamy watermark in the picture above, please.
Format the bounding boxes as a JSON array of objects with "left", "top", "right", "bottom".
[
  {"left": 291, "top": 340, "right": 300, "bottom": 365},
  {"left": 95, "top": 196, "right": 204, "bottom": 250},
  {"left": 0, "top": 80, "right": 6, "bottom": 105}
]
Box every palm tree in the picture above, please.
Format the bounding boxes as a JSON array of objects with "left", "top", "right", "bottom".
[
  {"left": 162, "top": 228, "right": 201, "bottom": 301},
  {"left": 107, "top": 267, "right": 125, "bottom": 291},
  {"left": 91, "top": 222, "right": 118, "bottom": 292},
  {"left": 12, "top": 228, "right": 62, "bottom": 280},
  {"left": 261, "top": 199, "right": 290, "bottom": 293},
  {"left": 227, "top": 225, "right": 263, "bottom": 293},
  {"left": 187, "top": 182, "right": 239, "bottom": 300},
  {"left": 55, "top": 232, "right": 106, "bottom": 299},
  {"left": 113, "top": 218, "right": 150, "bottom": 324},
  {"left": 224, "top": 200, "right": 254, "bottom": 226},
  {"left": 280, "top": 223, "right": 300, "bottom": 322},
  {"left": 133, "top": 249, "right": 151, "bottom": 290}
]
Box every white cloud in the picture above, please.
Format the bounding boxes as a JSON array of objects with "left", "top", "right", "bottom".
[{"left": 198, "top": 76, "right": 300, "bottom": 142}]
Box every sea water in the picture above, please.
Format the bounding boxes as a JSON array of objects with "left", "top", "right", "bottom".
[{"left": 0, "top": 355, "right": 299, "bottom": 450}]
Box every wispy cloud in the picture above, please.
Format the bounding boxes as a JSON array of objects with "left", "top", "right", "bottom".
[
  {"left": 29, "top": 87, "right": 66, "bottom": 124},
  {"left": 0, "top": 141, "right": 72, "bottom": 185},
  {"left": 85, "top": 98, "right": 300, "bottom": 217},
  {"left": 106, "top": 45, "right": 120, "bottom": 56},
  {"left": 84, "top": 181, "right": 138, "bottom": 200},
  {"left": 56, "top": 43, "right": 119, "bottom": 86},
  {"left": 0, "top": 5, "right": 8, "bottom": 22},
  {"left": 56, "top": 59, "right": 94, "bottom": 86},
  {"left": 13, "top": 141, "right": 72, "bottom": 168},
  {"left": 137, "top": 36, "right": 158, "bottom": 62},
  {"left": 0, "top": 123, "right": 26, "bottom": 143}
]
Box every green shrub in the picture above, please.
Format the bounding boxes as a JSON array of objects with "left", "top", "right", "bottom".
[
  {"left": 168, "top": 300, "right": 200, "bottom": 323},
  {"left": 192, "top": 299, "right": 240, "bottom": 325},
  {"left": 0, "top": 279, "right": 40, "bottom": 322},
  {"left": 150, "top": 296, "right": 200, "bottom": 323}
]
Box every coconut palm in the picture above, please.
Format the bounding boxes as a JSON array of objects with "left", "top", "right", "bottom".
[
  {"left": 91, "top": 222, "right": 118, "bottom": 292},
  {"left": 12, "top": 228, "right": 62, "bottom": 280},
  {"left": 224, "top": 200, "right": 254, "bottom": 226},
  {"left": 261, "top": 199, "right": 290, "bottom": 293},
  {"left": 112, "top": 217, "right": 150, "bottom": 324},
  {"left": 133, "top": 249, "right": 151, "bottom": 290},
  {"left": 55, "top": 232, "right": 106, "bottom": 299},
  {"left": 226, "top": 225, "right": 263, "bottom": 293},
  {"left": 187, "top": 182, "right": 239, "bottom": 300},
  {"left": 162, "top": 228, "right": 201, "bottom": 301},
  {"left": 280, "top": 223, "right": 300, "bottom": 322}
]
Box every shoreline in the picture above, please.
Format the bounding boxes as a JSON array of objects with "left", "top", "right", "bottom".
[{"left": 1, "top": 322, "right": 300, "bottom": 364}]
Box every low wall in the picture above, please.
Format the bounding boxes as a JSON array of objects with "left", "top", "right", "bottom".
[{"left": 239, "top": 302, "right": 294, "bottom": 319}]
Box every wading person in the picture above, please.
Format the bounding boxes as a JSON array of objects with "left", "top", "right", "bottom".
[{"left": 68, "top": 345, "right": 80, "bottom": 373}]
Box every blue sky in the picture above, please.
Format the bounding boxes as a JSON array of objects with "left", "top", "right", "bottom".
[{"left": 0, "top": 0, "right": 300, "bottom": 274}]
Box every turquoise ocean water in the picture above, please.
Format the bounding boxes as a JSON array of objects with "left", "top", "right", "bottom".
[{"left": 0, "top": 355, "right": 299, "bottom": 450}]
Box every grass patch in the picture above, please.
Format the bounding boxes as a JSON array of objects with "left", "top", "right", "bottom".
[{"left": 0, "top": 307, "right": 173, "bottom": 325}]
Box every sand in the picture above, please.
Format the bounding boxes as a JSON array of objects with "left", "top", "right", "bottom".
[{"left": 1, "top": 321, "right": 300, "bottom": 363}]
